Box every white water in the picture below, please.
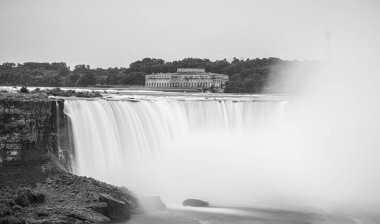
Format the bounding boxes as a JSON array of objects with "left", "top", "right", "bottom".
[
  {"left": 64, "top": 93, "right": 380, "bottom": 212},
  {"left": 64, "top": 98, "right": 291, "bottom": 206}
]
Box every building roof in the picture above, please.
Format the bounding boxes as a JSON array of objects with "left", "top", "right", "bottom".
[
  {"left": 146, "top": 68, "right": 228, "bottom": 79},
  {"left": 177, "top": 68, "right": 205, "bottom": 73}
]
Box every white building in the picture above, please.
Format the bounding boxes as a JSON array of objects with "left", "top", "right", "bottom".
[{"left": 145, "top": 68, "right": 228, "bottom": 89}]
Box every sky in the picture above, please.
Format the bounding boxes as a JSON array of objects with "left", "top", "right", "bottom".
[{"left": 0, "top": 0, "right": 379, "bottom": 68}]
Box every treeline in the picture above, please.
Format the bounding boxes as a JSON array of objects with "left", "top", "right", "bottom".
[
  {"left": 0, "top": 58, "right": 313, "bottom": 93},
  {"left": 0, "top": 63, "right": 144, "bottom": 88}
]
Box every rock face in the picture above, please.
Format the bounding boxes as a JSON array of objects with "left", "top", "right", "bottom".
[
  {"left": 182, "top": 199, "right": 209, "bottom": 207},
  {"left": 0, "top": 95, "right": 73, "bottom": 187},
  {"left": 0, "top": 94, "right": 139, "bottom": 223}
]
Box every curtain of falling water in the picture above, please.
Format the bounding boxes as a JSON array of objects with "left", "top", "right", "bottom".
[{"left": 64, "top": 99, "right": 287, "bottom": 204}]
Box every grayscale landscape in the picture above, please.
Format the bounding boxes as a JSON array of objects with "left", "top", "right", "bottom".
[{"left": 1, "top": 0, "right": 380, "bottom": 223}]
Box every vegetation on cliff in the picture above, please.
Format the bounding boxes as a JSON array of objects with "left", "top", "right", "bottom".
[
  {"left": 31, "top": 87, "right": 102, "bottom": 98},
  {"left": 0, "top": 58, "right": 317, "bottom": 93},
  {"left": 0, "top": 92, "right": 48, "bottom": 101},
  {"left": 1, "top": 87, "right": 102, "bottom": 99}
]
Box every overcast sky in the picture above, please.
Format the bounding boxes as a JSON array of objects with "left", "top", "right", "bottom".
[{"left": 0, "top": 0, "right": 379, "bottom": 68}]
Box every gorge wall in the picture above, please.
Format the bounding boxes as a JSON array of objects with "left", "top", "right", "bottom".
[
  {"left": 0, "top": 97, "right": 73, "bottom": 186},
  {"left": 0, "top": 96, "right": 139, "bottom": 223}
]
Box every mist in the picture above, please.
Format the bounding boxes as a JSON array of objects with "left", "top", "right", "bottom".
[
  {"left": 58, "top": 0, "right": 380, "bottom": 215},
  {"left": 64, "top": 70, "right": 380, "bottom": 213},
  {"left": 262, "top": 26, "right": 380, "bottom": 211}
]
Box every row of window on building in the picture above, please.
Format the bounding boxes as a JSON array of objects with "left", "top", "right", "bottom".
[
  {"left": 146, "top": 82, "right": 221, "bottom": 88},
  {"left": 148, "top": 75, "right": 225, "bottom": 79}
]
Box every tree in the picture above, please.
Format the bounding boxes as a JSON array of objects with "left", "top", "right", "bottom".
[{"left": 0, "top": 58, "right": 316, "bottom": 93}]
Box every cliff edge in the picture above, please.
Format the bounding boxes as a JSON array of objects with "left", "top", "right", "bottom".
[{"left": 0, "top": 93, "right": 139, "bottom": 223}]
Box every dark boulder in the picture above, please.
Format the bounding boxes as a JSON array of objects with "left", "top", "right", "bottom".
[
  {"left": 1, "top": 216, "right": 24, "bottom": 224},
  {"left": 15, "top": 189, "right": 45, "bottom": 207},
  {"left": 182, "top": 199, "right": 209, "bottom": 207},
  {"left": 0, "top": 205, "right": 11, "bottom": 217},
  {"left": 86, "top": 202, "right": 108, "bottom": 214},
  {"left": 0, "top": 209, "right": 11, "bottom": 218},
  {"left": 15, "top": 189, "right": 32, "bottom": 207},
  {"left": 99, "top": 193, "right": 130, "bottom": 220},
  {"left": 67, "top": 209, "right": 110, "bottom": 223},
  {"left": 0, "top": 200, "right": 14, "bottom": 217},
  {"left": 139, "top": 196, "right": 166, "bottom": 211},
  {"left": 37, "top": 211, "right": 49, "bottom": 217},
  {"left": 31, "top": 192, "right": 45, "bottom": 204},
  {"left": 0, "top": 200, "right": 15, "bottom": 207}
]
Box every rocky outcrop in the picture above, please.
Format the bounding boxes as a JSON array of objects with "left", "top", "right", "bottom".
[
  {"left": 0, "top": 171, "right": 139, "bottom": 223},
  {"left": 31, "top": 87, "right": 102, "bottom": 98},
  {"left": 182, "top": 199, "right": 209, "bottom": 207},
  {"left": 99, "top": 193, "right": 131, "bottom": 220},
  {"left": 0, "top": 94, "right": 73, "bottom": 187},
  {"left": 0, "top": 94, "right": 139, "bottom": 223}
]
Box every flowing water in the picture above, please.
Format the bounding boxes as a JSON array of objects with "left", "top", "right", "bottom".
[
  {"left": 63, "top": 93, "right": 380, "bottom": 223},
  {"left": 63, "top": 96, "right": 289, "bottom": 204}
]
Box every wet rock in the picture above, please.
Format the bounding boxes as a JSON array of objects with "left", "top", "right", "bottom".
[
  {"left": 182, "top": 199, "right": 209, "bottom": 207},
  {"left": 139, "top": 196, "right": 166, "bottom": 211},
  {"left": 99, "top": 193, "right": 130, "bottom": 220}
]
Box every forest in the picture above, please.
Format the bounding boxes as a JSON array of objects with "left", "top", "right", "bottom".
[{"left": 0, "top": 58, "right": 316, "bottom": 93}]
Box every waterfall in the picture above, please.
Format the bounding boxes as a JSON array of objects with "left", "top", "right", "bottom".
[
  {"left": 63, "top": 97, "right": 380, "bottom": 210},
  {"left": 55, "top": 101, "right": 64, "bottom": 161},
  {"left": 64, "top": 98, "right": 290, "bottom": 205}
]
